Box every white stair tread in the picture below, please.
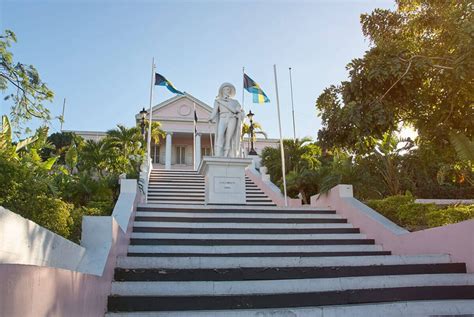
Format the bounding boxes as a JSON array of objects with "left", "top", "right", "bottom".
[
  {"left": 105, "top": 300, "right": 474, "bottom": 317},
  {"left": 116, "top": 254, "right": 451, "bottom": 269},
  {"left": 127, "top": 244, "right": 383, "bottom": 254},
  {"left": 147, "top": 189, "right": 205, "bottom": 193},
  {"left": 130, "top": 233, "right": 367, "bottom": 240},
  {"left": 137, "top": 204, "right": 330, "bottom": 211},
  {"left": 135, "top": 211, "right": 342, "bottom": 219},
  {"left": 147, "top": 185, "right": 205, "bottom": 188},
  {"left": 145, "top": 200, "right": 204, "bottom": 204},
  {"left": 111, "top": 273, "right": 474, "bottom": 296},
  {"left": 149, "top": 183, "right": 204, "bottom": 186},
  {"left": 148, "top": 194, "right": 204, "bottom": 200},
  {"left": 132, "top": 221, "right": 354, "bottom": 229},
  {"left": 138, "top": 203, "right": 328, "bottom": 212}
]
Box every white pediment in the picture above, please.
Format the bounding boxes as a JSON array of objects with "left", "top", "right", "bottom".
[{"left": 136, "top": 93, "right": 212, "bottom": 122}]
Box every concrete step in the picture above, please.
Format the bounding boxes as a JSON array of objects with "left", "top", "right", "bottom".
[
  {"left": 133, "top": 216, "right": 347, "bottom": 224},
  {"left": 132, "top": 221, "right": 355, "bottom": 229},
  {"left": 110, "top": 274, "right": 474, "bottom": 296},
  {"left": 132, "top": 227, "right": 361, "bottom": 234},
  {"left": 129, "top": 238, "right": 376, "bottom": 246},
  {"left": 149, "top": 176, "right": 201, "bottom": 178},
  {"left": 145, "top": 197, "right": 205, "bottom": 202},
  {"left": 114, "top": 263, "right": 466, "bottom": 282},
  {"left": 148, "top": 184, "right": 205, "bottom": 188},
  {"left": 146, "top": 200, "right": 205, "bottom": 205},
  {"left": 134, "top": 211, "right": 343, "bottom": 219},
  {"left": 147, "top": 188, "right": 205, "bottom": 193},
  {"left": 148, "top": 190, "right": 204, "bottom": 197},
  {"left": 127, "top": 244, "right": 384, "bottom": 255},
  {"left": 150, "top": 173, "right": 202, "bottom": 176},
  {"left": 130, "top": 233, "right": 367, "bottom": 240},
  {"left": 116, "top": 254, "right": 452, "bottom": 269},
  {"left": 105, "top": 300, "right": 474, "bottom": 317},
  {"left": 148, "top": 180, "right": 205, "bottom": 184},
  {"left": 151, "top": 170, "right": 197, "bottom": 174},
  {"left": 136, "top": 206, "right": 336, "bottom": 214}
]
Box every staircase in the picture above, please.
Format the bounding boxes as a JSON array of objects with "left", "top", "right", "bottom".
[
  {"left": 106, "top": 170, "right": 474, "bottom": 316},
  {"left": 147, "top": 169, "right": 275, "bottom": 206}
]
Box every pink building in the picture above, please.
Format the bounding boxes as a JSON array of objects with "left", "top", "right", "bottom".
[{"left": 70, "top": 93, "right": 279, "bottom": 170}]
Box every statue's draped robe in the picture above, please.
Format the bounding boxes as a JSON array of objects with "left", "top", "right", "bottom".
[{"left": 210, "top": 98, "right": 244, "bottom": 157}]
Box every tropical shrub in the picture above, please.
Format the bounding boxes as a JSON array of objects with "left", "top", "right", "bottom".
[
  {"left": 367, "top": 194, "right": 474, "bottom": 231},
  {"left": 427, "top": 205, "right": 474, "bottom": 228}
]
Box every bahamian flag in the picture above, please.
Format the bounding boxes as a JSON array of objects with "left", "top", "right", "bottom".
[
  {"left": 155, "top": 73, "right": 184, "bottom": 95},
  {"left": 243, "top": 73, "right": 270, "bottom": 104}
]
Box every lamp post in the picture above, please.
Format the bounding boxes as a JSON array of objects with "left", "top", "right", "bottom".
[
  {"left": 139, "top": 107, "right": 147, "bottom": 138},
  {"left": 247, "top": 110, "right": 257, "bottom": 155}
]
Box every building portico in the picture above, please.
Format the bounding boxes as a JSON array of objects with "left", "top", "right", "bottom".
[
  {"left": 68, "top": 93, "right": 279, "bottom": 170},
  {"left": 137, "top": 93, "right": 278, "bottom": 170}
]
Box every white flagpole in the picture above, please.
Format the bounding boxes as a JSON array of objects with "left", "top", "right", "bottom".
[
  {"left": 60, "top": 98, "right": 66, "bottom": 132},
  {"left": 289, "top": 67, "right": 296, "bottom": 141},
  {"left": 147, "top": 58, "right": 155, "bottom": 169},
  {"left": 208, "top": 121, "right": 214, "bottom": 156},
  {"left": 241, "top": 66, "right": 245, "bottom": 157},
  {"left": 193, "top": 101, "right": 196, "bottom": 170},
  {"left": 273, "top": 64, "right": 288, "bottom": 207}
]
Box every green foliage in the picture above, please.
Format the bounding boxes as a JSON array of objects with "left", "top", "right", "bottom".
[
  {"left": 0, "top": 157, "right": 72, "bottom": 237},
  {"left": 367, "top": 194, "right": 474, "bottom": 231},
  {"left": 449, "top": 132, "right": 474, "bottom": 162},
  {"left": 43, "top": 131, "right": 84, "bottom": 164},
  {"left": 0, "top": 115, "right": 38, "bottom": 158},
  {"left": 28, "top": 195, "right": 74, "bottom": 238},
  {"left": 0, "top": 121, "right": 140, "bottom": 242},
  {"left": 261, "top": 138, "right": 322, "bottom": 201},
  {"left": 427, "top": 205, "right": 474, "bottom": 228},
  {"left": 1, "top": 29, "right": 54, "bottom": 133},
  {"left": 367, "top": 194, "right": 415, "bottom": 224},
  {"left": 316, "top": 1, "right": 474, "bottom": 151}
]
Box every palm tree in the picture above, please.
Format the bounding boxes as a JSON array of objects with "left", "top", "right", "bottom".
[
  {"left": 143, "top": 120, "right": 166, "bottom": 145},
  {"left": 105, "top": 125, "right": 143, "bottom": 157},
  {"left": 241, "top": 121, "right": 267, "bottom": 152},
  {"left": 79, "top": 139, "right": 110, "bottom": 176},
  {"left": 261, "top": 138, "right": 322, "bottom": 202},
  {"left": 448, "top": 132, "right": 473, "bottom": 185},
  {"left": 372, "top": 131, "right": 413, "bottom": 195}
]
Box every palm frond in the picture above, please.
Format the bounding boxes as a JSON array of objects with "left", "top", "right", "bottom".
[{"left": 449, "top": 132, "right": 474, "bottom": 162}]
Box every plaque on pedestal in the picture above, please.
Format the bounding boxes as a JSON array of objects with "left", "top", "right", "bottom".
[{"left": 198, "top": 157, "right": 253, "bottom": 205}]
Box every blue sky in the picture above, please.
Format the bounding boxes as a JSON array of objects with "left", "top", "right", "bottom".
[{"left": 1, "top": 0, "right": 393, "bottom": 139}]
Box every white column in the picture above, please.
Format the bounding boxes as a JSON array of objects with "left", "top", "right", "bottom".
[
  {"left": 165, "top": 132, "right": 172, "bottom": 170},
  {"left": 195, "top": 133, "right": 201, "bottom": 169}
]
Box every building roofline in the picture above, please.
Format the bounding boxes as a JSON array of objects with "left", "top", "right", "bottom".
[{"left": 135, "top": 92, "right": 212, "bottom": 120}]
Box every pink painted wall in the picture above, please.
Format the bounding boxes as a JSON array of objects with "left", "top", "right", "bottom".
[
  {"left": 311, "top": 185, "right": 474, "bottom": 272},
  {"left": 0, "top": 192, "right": 139, "bottom": 317}
]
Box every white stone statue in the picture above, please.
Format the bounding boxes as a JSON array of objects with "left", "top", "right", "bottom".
[{"left": 208, "top": 83, "right": 245, "bottom": 157}]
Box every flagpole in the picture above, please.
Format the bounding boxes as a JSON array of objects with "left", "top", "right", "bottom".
[
  {"left": 289, "top": 67, "right": 296, "bottom": 141},
  {"left": 60, "top": 98, "right": 66, "bottom": 132},
  {"left": 241, "top": 66, "right": 245, "bottom": 157},
  {"left": 273, "top": 64, "right": 288, "bottom": 207},
  {"left": 208, "top": 121, "right": 214, "bottom": 156},
  {"left": 193, "top": 101, "right": 196, "bottom": 170},
  {"left": 147, "top": 58, "right": 155, "bottom": 170}
]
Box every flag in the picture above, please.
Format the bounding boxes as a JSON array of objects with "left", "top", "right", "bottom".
[
  {"left": 243, "top": 73, "right": 270, "bottom": 104},
  {"left": 193, "top": 103, "right": 198, "bottom": 134},
  {"left": 155, "top": 73, "right": 184, "bottom": 95}
]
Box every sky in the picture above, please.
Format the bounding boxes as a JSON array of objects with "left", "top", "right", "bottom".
[{"left": 1, "top": 0, "right": 394, "bottom": 139}]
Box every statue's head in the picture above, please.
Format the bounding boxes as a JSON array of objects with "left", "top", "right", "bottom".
[{"left": 217, "top": 83, "right": 236, "bottom": 99}]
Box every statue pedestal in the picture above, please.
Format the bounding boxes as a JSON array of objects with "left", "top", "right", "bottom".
[{"left": 198, "top": 157, "right": 253, "bottom": 205}]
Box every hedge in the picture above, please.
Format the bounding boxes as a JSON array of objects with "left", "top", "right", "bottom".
[{"left": 367, "top": 194, "right": 474, "bottom": 231}]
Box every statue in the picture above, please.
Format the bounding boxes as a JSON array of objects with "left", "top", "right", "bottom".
[{"left": 208, "top": 83, "right": 245, "bottom": 157}]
